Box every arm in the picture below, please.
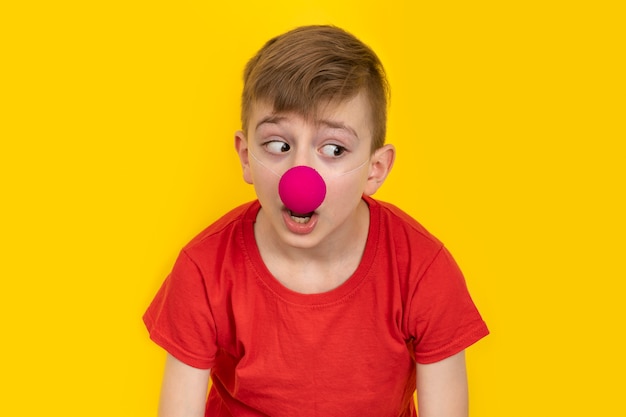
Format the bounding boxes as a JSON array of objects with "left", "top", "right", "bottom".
[
  {"left": 158, "top": 353, "right": 211, "bottom": 417},
  {"left": 416, "top": 350, "right": 468, "bottom": 417}
]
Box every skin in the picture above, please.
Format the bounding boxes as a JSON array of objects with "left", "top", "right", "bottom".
[
  {"left": 417, "top": 351, "right": 469, "bottom": 417},
  {"left": 157, "top": 91, "right": 469, "bottom": 416},
  {"left": 158, "top": 354, "right": 209, "bottom": 417}
]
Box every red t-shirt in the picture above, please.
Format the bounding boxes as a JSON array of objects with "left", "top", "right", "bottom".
[{"left": 144, "top": 197, "right": 488, "bottom": 417}]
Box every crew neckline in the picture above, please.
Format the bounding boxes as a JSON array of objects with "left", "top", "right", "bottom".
[{"left": 241, "top": 196, "right": 380, "bottom": 306}]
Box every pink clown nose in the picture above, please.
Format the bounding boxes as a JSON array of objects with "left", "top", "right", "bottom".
[{"left": 278, "top": 166, "right": 327, "bottom": 214}]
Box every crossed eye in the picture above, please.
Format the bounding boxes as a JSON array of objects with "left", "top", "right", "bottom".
[
  {"left": 320, "top": 144, "right": 347, "bottom": 157},
  {"left": 264, "top": 141, "right": 346, "bottom": 158},
  {"left": 264, "top": 141, "right": 291, "bottom": 154}
]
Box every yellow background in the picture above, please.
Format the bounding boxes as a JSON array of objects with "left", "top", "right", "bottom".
[{"left": 1, "top": 1, "right": 624, "bottom": 415}]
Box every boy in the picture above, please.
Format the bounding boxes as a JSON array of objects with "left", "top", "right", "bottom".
[{"left": 144, "top": 25, "right": 488, "bottom": 417}]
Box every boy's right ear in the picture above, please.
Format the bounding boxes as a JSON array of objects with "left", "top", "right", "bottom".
[{"left": 234, "top": 131, "right": 254, "bottom": 185}]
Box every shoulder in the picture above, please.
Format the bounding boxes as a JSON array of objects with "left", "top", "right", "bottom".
[
  {"left": 365, "top": 196, "right": 458, "bottom": 289},
  {"left": 367, "top": 196, "right": 443, "bottom": 252},
  {"left": 182, "top": 200, "right": 259, "bottom": 256},
  {"left": 164, "top": 200, "right": 260, "bottom": 285}
]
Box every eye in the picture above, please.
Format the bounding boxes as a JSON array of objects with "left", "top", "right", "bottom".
[
  {"left": 320, "top": 144, "right": 347, "bottom": 158},
  {"left": 264, "top": 140, "right": 291, "bottom": 154}
]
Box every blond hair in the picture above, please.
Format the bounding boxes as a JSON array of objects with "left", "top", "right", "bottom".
[{"left": 241, "top": 25, "right": 389, "bottom": 151}]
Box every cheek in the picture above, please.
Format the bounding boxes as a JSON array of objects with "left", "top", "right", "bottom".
[
  {"left": 251, "top": 168, "right": 280, "bottom": 199},
  {"left": 324, "top": 175, "right": 367, "bottom": 204}
]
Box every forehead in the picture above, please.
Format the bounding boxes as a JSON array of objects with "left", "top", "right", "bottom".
[{"left": 249, "top": 92, "right": 374, "bottom": 138}]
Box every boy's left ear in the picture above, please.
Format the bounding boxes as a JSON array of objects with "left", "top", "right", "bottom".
[{"left": 364, "top": 144, "right": 396, "bottom": 196}]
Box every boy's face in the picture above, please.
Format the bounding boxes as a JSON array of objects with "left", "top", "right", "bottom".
[{"left": 235, "top": 91, "right": 394, "bottom": 251}]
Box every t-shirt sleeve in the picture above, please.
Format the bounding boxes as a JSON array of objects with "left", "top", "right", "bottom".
[
  {"left": 143, "top": 250, "right": 217, "bottom": 369},
  {"left": 409, "top": 246, "right": 489, "bottom": 364}
]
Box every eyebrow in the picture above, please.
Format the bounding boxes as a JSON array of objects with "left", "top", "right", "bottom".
[
  {"left": 317, "top": 119, "right": 359, "bottom": 139},
  {"left": 255, "top": 115, "right": 287, "bottom": 131},
  {"left": 254, "top": 114, "right": 360, "bottom": 140}
]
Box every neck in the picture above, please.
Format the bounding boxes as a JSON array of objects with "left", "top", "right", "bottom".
[{"left": 254, "top": 200, "right": 370, "bottom": 293}]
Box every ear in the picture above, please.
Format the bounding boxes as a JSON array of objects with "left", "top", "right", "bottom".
[
  {"left": 364, "top": 144, "right": 395, "bottom": 196},
  {"left": 234, "top": 130, "right": 253, "bottom": 184}
]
